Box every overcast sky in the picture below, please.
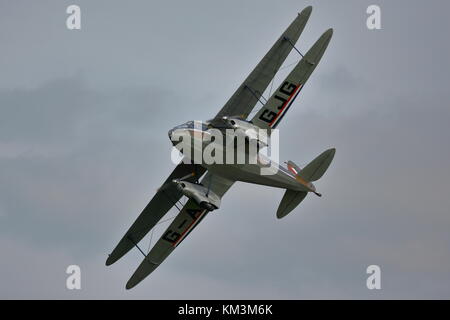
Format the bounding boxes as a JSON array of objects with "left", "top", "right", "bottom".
[{"left": 1, "top": 0, "right": 450, "bottom": 299}]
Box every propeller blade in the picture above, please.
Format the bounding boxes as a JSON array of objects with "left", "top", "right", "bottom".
[{"left": 178, "top": 172, "right": 195, "bottom": 182}]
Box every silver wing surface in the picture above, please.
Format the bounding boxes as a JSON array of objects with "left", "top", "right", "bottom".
[
  {"left": 214, "top": 6, "right": 312, "bottom": 120},
  {"left": 125, "top": 173, "right": 234, "bottom": 289},
  {"left": 250, "top": 28, "right": 333, "bottom": 130},
  {"left": 106, "top": 162, "right": 206, "bottom": 266}
]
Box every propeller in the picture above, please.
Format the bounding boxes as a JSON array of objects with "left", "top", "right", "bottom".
[{"left": 173, "top": 172, "right": 195, "bottom": 184}]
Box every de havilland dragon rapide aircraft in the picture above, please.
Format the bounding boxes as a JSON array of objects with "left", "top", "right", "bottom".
[{"left": 106, "top": 6, "right": 335, "bottom": 289}]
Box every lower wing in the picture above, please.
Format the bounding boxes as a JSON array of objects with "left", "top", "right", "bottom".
[
  {"left": 106, "top": 162, "right": 206, "bottom": 266},
  {"left": 126, "top": 173, "right": 234, "bottom": 289}
]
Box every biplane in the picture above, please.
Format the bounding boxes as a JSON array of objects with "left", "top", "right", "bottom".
[{"left": 106, "top": 6, "right": 335, "bottom": 289}]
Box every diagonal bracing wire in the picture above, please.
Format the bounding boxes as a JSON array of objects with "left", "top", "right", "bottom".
[{"left": 146, "top": 213, "right": 179, "bottom": 254}]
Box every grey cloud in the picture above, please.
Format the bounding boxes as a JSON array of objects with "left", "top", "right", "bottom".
[{"left": 1, "top": 0, "right": 450, "bottom": 299}]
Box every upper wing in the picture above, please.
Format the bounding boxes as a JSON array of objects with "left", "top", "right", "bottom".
[
  {"left": 251, "top": 28, "right": 333, "bottom": 130},
  {"left": 214, "top": 7, "right": 312, "bottom": 120},
  {"left": 125, "top": 173, "right": 234, "bottom": 289},
  {"left": 105, "top": 162, "right": 206, "bottom": 266}
]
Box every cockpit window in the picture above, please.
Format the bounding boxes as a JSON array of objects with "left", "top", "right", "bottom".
[{"left": 173, "top": 121, "right": 209, "bottom": 131}]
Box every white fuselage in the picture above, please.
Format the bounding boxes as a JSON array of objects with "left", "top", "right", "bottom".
[{"left": 168, "top": 123, "right": 313, "bottom": 192}]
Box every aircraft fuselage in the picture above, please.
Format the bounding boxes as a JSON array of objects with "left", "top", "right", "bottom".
[{"left": 168, "top": 122, "right": 314, "bottom": 193}]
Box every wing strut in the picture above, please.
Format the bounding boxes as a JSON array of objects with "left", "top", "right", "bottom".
[
  {"left": 244, "top": 84, "right": 268, "bottom": 106},
  {"left": 283, "top": 36, "right": 315, "bottom": 65},
  {"left": 283, "top": 36, "right": 305, "bottom": 58},
  {"left": 126, "top": 193, "right": 187, "bottom": 259},
  {"left": 126, "top": 235, "right": 148, "bottom": 259},
  {"left": 160, "top": 189, "right": 183, "bottom": 211},
  {"left": 136, "top": 183, "right": 195, "bottom": 255},
  {"left": 127, "top": 235, "right": 160, "bottom": 265}
]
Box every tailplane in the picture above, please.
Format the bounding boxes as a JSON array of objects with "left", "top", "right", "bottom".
[
  {"left": 277, "top": 148, "right": 335, "bottom": 219},
  {"left": 277, "top": 190, "right": 308, "bottom": 219}
]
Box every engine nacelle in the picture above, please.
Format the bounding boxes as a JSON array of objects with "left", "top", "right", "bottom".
[
  {"left": 173, "top": 180, "right": 221, "bottom": 211},
  {"left": 222, "top": 117, "right": 268, "bottom": 149}
]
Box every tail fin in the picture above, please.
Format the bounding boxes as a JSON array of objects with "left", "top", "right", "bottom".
[{"left": 277, "top": 148, "right": 335, "bottom": 219}]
